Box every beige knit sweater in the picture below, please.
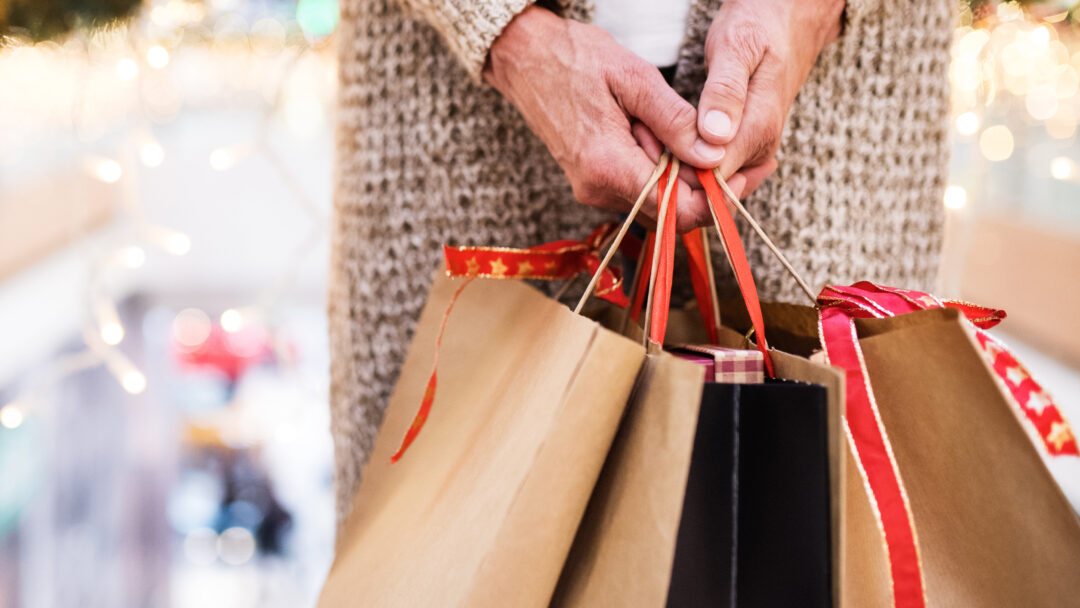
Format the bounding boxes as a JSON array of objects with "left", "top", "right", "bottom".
[{"left": 330, "top": 0, "right": 953, "bottom": 528}]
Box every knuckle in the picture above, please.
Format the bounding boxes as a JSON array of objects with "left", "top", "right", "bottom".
[
  {"left": 707, "top": 21, "right": 769, "bottom": 71},
  {"left": 703, "top": 75, "right": 747, "bottom": 104},
  {"left": 658, "top": 101, "right": 697, "bottom": 137},
  {"left": 725, "top": 21, "right": 769, "bottom": 58},
  {"left": 610, "top": 53, "right": 652, "bottom": 89}
]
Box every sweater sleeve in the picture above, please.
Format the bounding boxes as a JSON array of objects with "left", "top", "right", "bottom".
[{"left": 394, "top": 0, "right": 538, "bottom": 81}]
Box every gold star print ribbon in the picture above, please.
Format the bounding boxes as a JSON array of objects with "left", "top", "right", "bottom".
[
  {"left": 442, "top": 223, "right": 630, "bottom": 307},
  {"left": 818, "top": 282, "right": 1077, "bottom": 457}
]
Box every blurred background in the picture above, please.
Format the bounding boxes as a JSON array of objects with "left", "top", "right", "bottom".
[{"left": 0, "top": 0, "right": 1078, "bottom": 606}]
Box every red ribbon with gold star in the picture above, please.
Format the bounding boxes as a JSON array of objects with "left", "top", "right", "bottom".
[
  {"left": 442, "top": 223, "right": 630, "bottom": 307},
  {"left": 819, "top": 283, "right": 1078, "bottom": 458}
]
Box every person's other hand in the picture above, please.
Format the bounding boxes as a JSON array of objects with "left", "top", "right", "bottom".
[
  {"left": 697, "top": 0, "right": 844, "bottom": 198},
  {"left": 485, "top": 6, "right": 723, "bottom": 232}
]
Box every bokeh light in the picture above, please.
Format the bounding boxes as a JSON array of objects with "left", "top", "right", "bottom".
[
  {"left": 140, "top": 141, "right": 165, "bottom": 167},
  {"left": 101, "top": 322, "right": 126, "bottom": 346},
  {"left": 944, "top": 185, "right": 968, "bottom": 210},
  {"left": 173, "top": 308, "right": 212, "bottom": 348},
  {"left": 0, "top": 404, "right": 25, "bottom": 430},
  {"left": 122, "top": 370, "right": 147, "bottom": 394},
  {"left": 116, "top": 58, "right": 139, "bottom": 81},
  {"left": 956, "top": 111, "right": 980, "bottom": 135},
  {"left": 220, "top": 308, "right": 245, "bottom": 333},
  {"left": 1051, "top": 156, "right": 1076, "bottom": 180},
  {"left": 979, "top": 125, "right": 1015, "bottom": 162},
  {"left": 146, "top": 45, "right": 170, "bottom": 69},
  {"left": 217, "top": 527, "right": 257, "bottom": 565}
]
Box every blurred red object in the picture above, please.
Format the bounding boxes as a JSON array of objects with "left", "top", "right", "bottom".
[{"left": 173, "top": 324, "right": 275, "bottom": 381}]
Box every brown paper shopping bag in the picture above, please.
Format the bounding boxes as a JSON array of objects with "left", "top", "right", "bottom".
[
  {"left": 835, "top": 301, "right": 1080, "bottom": 607},
  {"left": 551, "top": 342, "right": 842, "bottom": 608},
  {"left": 317, "top": 271, "right": 645, "bottom": 608},
  {"left": 551, "top": 348, "right": 705, "bottom": 608}
]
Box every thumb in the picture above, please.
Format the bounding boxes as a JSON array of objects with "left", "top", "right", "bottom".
[{"left": 698, "top": 24, "right": 768, "bottom": 145}]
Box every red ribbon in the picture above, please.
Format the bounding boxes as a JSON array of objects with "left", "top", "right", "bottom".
[
  {"left": 443, "top": 223, "right": 630, "bottom": 307},
  {"left": 390, "top": 278, "right": 472, "bottom": 463},
  {"left": 696, "top": 169, "right": 776, "bottom": 376},
  {"left": 820, "top": 282, "right": 1077, "bottom": 458},
  {"left": 648, "top": 163, "right": 679, "bottom": 345},
  {"left": 682, "top": 229, "right": 720, "bottom": 345}
]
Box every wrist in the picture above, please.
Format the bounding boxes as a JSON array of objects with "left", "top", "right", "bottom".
[
  {"left": 812, "top": 0, "right": 845, "bottom": 46},
  {"left": 718, "top": 0, "right": 844, "bottom": 50},
  {"left": 483, "top": 5, "right": 564, "bottom": 94},
  {"left": 787, "top": 0, "right": 845, "bottom": 48}
]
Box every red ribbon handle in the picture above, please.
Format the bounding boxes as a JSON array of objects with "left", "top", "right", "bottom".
[
  {"left": 629, "top": 228, "right": 719, "bottom": 346},
  {"left": 696, "top": 168, "right": 775, "bottom": 376},
  {"left": 645, "top": 162, "right": 679, "bottom": 345}
]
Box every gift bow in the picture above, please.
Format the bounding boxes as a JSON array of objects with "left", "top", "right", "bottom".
[
  {"left": 442, "top": 223, "right": 630, "bottom": 307},
  {"left": 817, "top": 282, "right": 1078, "bottom": 608}
]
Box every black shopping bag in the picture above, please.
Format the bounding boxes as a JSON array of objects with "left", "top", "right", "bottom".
[{"left": 667, "top": 380, "right": 832, "bottom": 608}]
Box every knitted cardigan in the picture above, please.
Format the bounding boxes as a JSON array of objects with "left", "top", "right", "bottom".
[{"left": 330, "top": 0, "right": 953, "bottom": 528}]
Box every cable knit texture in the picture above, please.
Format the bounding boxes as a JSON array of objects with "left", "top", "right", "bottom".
[{"left": 330, "top": 0, "right": 953, "bottom": 530}]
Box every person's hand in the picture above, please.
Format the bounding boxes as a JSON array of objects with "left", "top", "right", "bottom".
[
  {"left": 484, "top": 6, "right": 724, "bottom": 232},
  {"left": 697, "top": 0, "right": 844, "bottom": 198}
]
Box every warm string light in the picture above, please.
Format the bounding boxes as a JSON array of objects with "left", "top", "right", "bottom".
[
  {"left": 979, "top": 124, "right": 1015, "bottom": 162},
  {"left": 949, "top": 5, "right": 1080, "bottom": 207}
]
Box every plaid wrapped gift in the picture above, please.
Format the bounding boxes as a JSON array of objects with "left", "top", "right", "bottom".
[{"left": 670, "top": 344, "right": 765, "bottom": 384}]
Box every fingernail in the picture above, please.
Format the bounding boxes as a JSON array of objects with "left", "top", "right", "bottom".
[
  {"left": 692, "top": 139, "right": 725, "bottom": 164},
  {"left": 703, "top": 110, "right": 732, "bottom": 139}
]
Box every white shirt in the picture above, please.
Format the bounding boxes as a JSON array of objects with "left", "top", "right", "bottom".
[{"left": 592, "top": 0, "right": 693, "bottom": 67}]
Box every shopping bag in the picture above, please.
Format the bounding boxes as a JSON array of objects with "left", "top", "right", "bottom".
[
  {"left": 692, "top": 168, "right": 1080, "bottom": 607},
  {"left": 552, "top": 165, "right": 842, "bottom": 608},
  {"left": 319, "top": 157, "right": 695, "bottom": 608},
  {"left": 317, "top": 270, "right": 646, "bottom": 607},
  {"left": 667, "top": 379, "right": 832, "bottom": 608},
  {"left": 821, "top": 285, "right": 1080, "bottom": 607}
]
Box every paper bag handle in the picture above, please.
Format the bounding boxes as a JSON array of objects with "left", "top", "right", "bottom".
[
  {"left": 573, "top": 153, "right": 671, "bottom": 316},
  {"left": 572, "top": 154, "right": 681, "bottom": 347},
  {"left": 701, "top": 167, "right": 815, "bottom": 303}
]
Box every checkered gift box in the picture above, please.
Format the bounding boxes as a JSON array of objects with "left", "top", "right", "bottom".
[{"left": 670, "top": 344, "right": 765, "bottom": 384}]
